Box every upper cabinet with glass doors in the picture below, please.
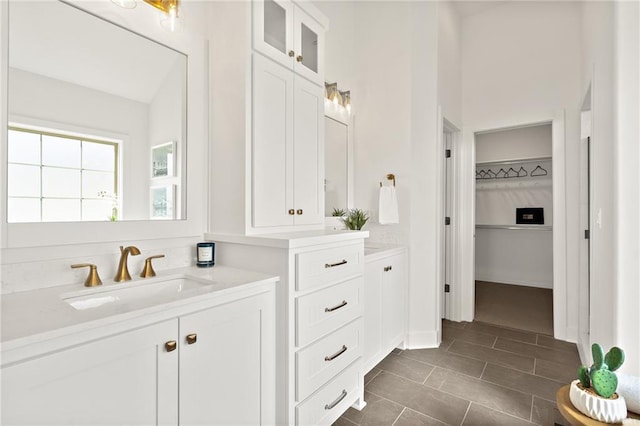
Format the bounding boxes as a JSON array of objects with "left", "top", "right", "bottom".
[{"left": 253, "top": 0, "right": 327, "bottom": 86}]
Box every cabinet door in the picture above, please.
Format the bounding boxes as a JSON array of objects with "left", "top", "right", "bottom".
[
  {"left": 293, "top": 75, "right": 324, "bottom": 225},
  {"left": 363, "top": 260, "right": 383, "bottom": 372},
  {"left": 252, "top": 0, "right": 294, "bottom": 69},
  {"left": 252, "top": 53, "right": 295, "bottom": 228},
  {"left": 293, "top": 6, "right": 325, "bottom": 86},
  {"left": 179, "top": 291, "right": 275, "bottom": 426},
  {"left": 381, "top": 255, "right": 406, "bottom": 351},
  {"left": 1, "top": 320, "right": 179, "bottom": 426}
]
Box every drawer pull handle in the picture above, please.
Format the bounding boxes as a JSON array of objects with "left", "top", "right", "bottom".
[
  {"left": 325, "top": 259, "right": 347, "bottom": 268},
  {"left": 325, "top": 300, "right": 347, "bottom": 313},
  {"left": 165, "top": 340, "right": 177, "bottom": 352},
  {"left": 324, "top": 345, "right": 348, "bottom": 361},
  {"left": 325, "top": 389, "right": 348, "bottom": 410},
  {"left": 384, "top": 265, "right": 393, "bottom": 272}
]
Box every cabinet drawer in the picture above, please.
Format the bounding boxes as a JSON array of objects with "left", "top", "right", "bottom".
[
  {"left": 296, "top": 277, "right": 362, "bottom": 347},
  {"left": 296, "top": 360, "right": 360, "bottom": 426},
  {"left": 296, "top": 318, "right": 362, "bottom": 402},
  {"left": 296, "top": 243, "right": 364, "bottom": 292}
]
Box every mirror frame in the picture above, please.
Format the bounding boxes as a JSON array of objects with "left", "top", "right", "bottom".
[
  {"left": 324, "top": 106, "right": 354, "bottom": 221},
  {"left": 0, "top": 0, "right": 207, "bottom": 248}
]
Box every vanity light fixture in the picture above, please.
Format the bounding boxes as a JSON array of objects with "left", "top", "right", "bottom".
[
  {"left": 324, "top": 82, "right": 352, "bottom": 114},
  {"left": 111, "top": 0, "right": 181, "bottom": 32}
]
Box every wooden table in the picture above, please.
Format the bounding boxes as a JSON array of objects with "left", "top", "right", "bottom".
[{"left": 556, "top": 384, "right": 640, "bottom": 426}]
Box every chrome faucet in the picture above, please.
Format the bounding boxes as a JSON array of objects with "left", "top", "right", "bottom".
[{"left": 114, "top": 245, "right": 141, "bottom": 282}]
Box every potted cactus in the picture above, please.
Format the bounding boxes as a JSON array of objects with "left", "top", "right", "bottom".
[{"left": 569, "top": 343, "right": 627, "bottom": 423}]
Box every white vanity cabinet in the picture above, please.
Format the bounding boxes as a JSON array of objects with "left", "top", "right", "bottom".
[
  {"left": 253, "top": 0, "right": 325, "bottom": 86},
  {"left": 209, "top": 0, "right": 328, "bottom": 234},
  {"left": 210, "top": 231, "right": 368, "bottom": 425},
  {"left": 1, "top": 284, "right": 275, "bottom": 426},
  {"left": 363, "top": 247, "right": 408, "bottom": 373},
  {"left": 252, "top": 53, "right": 324, "bottom": 228}
]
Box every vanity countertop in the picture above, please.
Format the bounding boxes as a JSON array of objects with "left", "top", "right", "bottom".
[
  {"left": 1, "top": 265, "right": 278, "bottom": 358},
  {"left": 364, "top": 243, "right": 407, "bottom": 261},
  {"left": 205, "top": 229, "right": 369, "bottom": 249}
]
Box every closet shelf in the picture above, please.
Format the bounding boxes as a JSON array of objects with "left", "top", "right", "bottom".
[
  {"left": 476, "top": 224, "right": 553, "bottom": 231},
  {"left": 476, "top": 156, "right": 552, "bottom": 167}
]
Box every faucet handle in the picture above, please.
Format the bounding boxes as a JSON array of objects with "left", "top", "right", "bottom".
[
  {"left": 140, "top": 255, "right": 165, "bottom": 278},
  {"left": 71, "top": 263, "right": 103, "bottom": 287}
]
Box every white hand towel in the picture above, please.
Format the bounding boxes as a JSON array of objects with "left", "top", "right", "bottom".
[
  {"left": 379, "top": 185, "right": 399, "bottom": 224},
  {"left": 618, "top": 373, "right": 640, "bottom": 414}
]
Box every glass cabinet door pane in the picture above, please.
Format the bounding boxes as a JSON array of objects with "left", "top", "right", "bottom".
[
  {"left": 264, "top": 0, "right": 287, "bottom": 54},
  {"left": 300, "top": 23, "right": 318, "bottom": 73}
]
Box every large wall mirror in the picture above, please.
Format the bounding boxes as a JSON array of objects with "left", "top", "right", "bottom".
[
  {"left": 324, "top": 109, "right": 353, "bottom": 218},
  {"left": 6, "top": 0, "right": 186, "bottom": 223},
  {"left": 1, "top": 0, "right": 207, "bottom": 248}
]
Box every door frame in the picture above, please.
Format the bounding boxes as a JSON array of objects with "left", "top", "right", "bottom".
[{"left": 455, "top": 110, "right": 568, "bottom": 339}]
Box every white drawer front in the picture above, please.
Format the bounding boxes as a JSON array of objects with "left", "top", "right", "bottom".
[
  {"left": 296, "top": 278, "right": 362, "bottom": 347},
  {"left": 296, "top": 318, "right": 362, "bottom": 402},
  {"left": 296, "top": 360, "right": 361, "bottom": 426},
  {"left": 296, "top": 243, "right": 364, "bottom": 292}
]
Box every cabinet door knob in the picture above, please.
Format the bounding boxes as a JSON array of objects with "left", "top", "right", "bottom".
[
  {"left": 186, "top": 334, "right": 197, "bottom": 345},
  {"left": 288, "top": 209, "right": 295, "bottom": 215},
  {"left": 296, "top": 209, "right": 303, "bottom": 215},
  {"left": 165, "top": 340, "right": 177, "bottom": 352},
  {"left": 296, "top": 55, "right": 303, "bottom": 62},
  {"left": 384, "top": 266, "right": 393, "bottom": 272},
  {"left": 289, "top": 50, "right": 295, "bottom": 57}
]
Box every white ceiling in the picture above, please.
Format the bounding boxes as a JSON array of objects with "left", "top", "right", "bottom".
[
  {"left": 452, "top": 1, "right": 509, "bottom": 18},
  {"left": 9, "top": 1, "right": 184, "bottom": 104}
]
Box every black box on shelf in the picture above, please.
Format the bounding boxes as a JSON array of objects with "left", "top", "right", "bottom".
[{"left": 516, "top": 207, "right": 544, "bottom": 225}]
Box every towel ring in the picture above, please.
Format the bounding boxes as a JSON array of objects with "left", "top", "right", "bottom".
[{"left": 379, "top": 173, "right": 396, "bottom": 187}]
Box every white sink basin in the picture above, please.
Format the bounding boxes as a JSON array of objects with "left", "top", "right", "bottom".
[{"left": 62, "top": 277, "right": 213, "bottom": 311}]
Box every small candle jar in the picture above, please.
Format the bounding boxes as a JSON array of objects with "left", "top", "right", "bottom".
[{"left": 196, "top": 242, "right": 215, "bottom": 268}]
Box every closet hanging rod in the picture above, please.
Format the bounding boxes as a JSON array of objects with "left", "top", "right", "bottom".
[{"left": 476, "top": 156, "right": 552, "bottom": 167}]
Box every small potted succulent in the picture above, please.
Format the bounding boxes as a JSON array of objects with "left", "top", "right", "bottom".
[
  {"left": 570, "top": 343, "right": 627, "bottom": 423},
  {"left": 331, "top": 208, "right": 347, "bottom": 217},
  {"left": 341, "top": 208, "right": 369, "bottom": 230}
]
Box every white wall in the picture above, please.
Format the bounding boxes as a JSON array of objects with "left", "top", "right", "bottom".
[
  {"left": 438, "top": 1, "right": 462, "bottom": 128},
  {"left": 317, "top": 1, "right": 443, "bottom": 347},
  {"left": 614, "top": 0, "right": 640, "bottom": 377},
  {"left": 8, "top": 68, "right": 149, "bottom": 219},
  {"left": 475, "top": 124, "right": 552, "bottom": 163},
  {"left": 458, "top": 2, "right": 582, "bottom": 342}
]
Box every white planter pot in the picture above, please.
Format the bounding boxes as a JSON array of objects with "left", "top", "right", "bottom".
[{"left": 569, "top": 380, "right": 627, "bottom": 423}]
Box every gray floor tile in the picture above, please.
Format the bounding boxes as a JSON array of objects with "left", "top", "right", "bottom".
[
  {"left": 531, "top": 396, "right": 569, "bottom": 426},
  {"left": 437, "top": 368, "right": 533, "bottom": 420},
  {"left": 365, "top": 368, "right": 382, "bottom": 386},
  {"left": 366, "top": 372, "right": 470, "bottom": 425},
  {"left": 442, "top": 319, "right": 468, "bottom": 329},
  {"left": 462, "top": 403, "right": 535, "bottom": 425},
  {"left": 423, "top": 367, "right": 452, "bottom": 390},
  {"left": 534, "top": 358, "right": 579, "bottom": 384},
  {"left": 341, "top": 392, "right": 404, "bottom": 426},
  {"left": 447, "top": 339, "right": 535, "bottom": 373},
  {"left": 442, "top": 325, "right": 497, "bottom": 347},
  {"left": 393, "top": 408, "right": 448, "bottom": 426},
  {"left": 494, "top": 338, "right": 581, "bottom": 367},
  {"left": 536, "top": 335, "right": 579, "bottom": 353},
  {"left": 481, "top": 363, "right": 565, "bottom": 401},
  {"left": 466, "top": 322, "right": 537, "bottom": 344},
  {"left": 400, "top": 347, "right": 486, "bottom": 378},
  {"left": 333, "top": 416, "right": 358, "bottom": 426},
  {"left": 375, "top": 353, "right": 435, "bottom": 383}
]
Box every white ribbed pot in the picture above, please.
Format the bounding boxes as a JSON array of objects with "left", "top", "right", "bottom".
[{"left": 569, "top": 380, "right": 627, "bottom": 423}]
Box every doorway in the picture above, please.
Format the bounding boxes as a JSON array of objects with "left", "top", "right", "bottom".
[
  {"left": 578, "top": 86, "right": 592, "bottom": 355},
  {"left": 473, "top": 123, "right": 554, "bottom": 335}
]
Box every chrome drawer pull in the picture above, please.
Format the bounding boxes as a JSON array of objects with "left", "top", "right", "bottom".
[
  {"left": 325, "top": 259, "right": 347, "bottom": 268},
  {"left": 325, "top": 300, "right": 347, "bottom": 312},
  {"left": 324, "top": 345, "right": 348, "bottom": 361},
  {"left": 325, "top": 389, "right": 348, "bottom": 410}
]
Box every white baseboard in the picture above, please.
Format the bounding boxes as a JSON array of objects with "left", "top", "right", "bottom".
[
  {"left": 405, "top": 330, "right": 439, "bottom": 349},
  {"left": 475, "top": 274, "right": 553, "bottom": 289}
]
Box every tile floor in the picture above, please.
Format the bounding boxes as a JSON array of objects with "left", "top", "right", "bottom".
[{"left": 334, "top": 320, "right": 581, "bottom": 426}]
